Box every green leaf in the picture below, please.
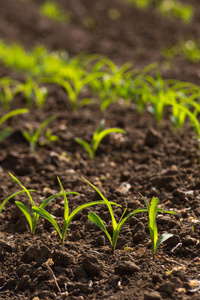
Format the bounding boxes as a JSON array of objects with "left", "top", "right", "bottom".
[
  {"left": 57, "top": 177, "right": 70, "bottom": 241},
  {"left": 0, "top": 127, "right": 12, "bottom": 142},
  {"left": 0, "top": 108, "right": 29, "bottom": 127},
  {"left": 92, "top": 119, "right": 105, "bottom": 145},
  {"left": 57, "top": 177, "right": 69, "bottom": 222},
  {"left": 93, "top": 128, "right": 126, "bottom": 153},
  {"left": 82, "top": 177, "right": 118, "bottom": 231},
  {"left": 75, "top": 138, "right": 94, "bottom": 159},
  {"left": 117, "top": 207, "right": 148, "bottom": 234},
  {"left": 9, "top": 173, "right": 35, "bottom": 207},
  {"left": 149, "top": 197, "right": 159, "bottom": 255},
  {"left": 162, "top": 209, "right": 178, "bottom": 215},
  {"left": 113, "top": 207, "right": 148, "bottom": 250},
  {"left": 88, "top": 211, "right": 107, "bottom": 231},
  {"left": 68, "top": 200, "right": 120, "bottom": 226},
  {"left": 34, "top": 115, "right": 57, "bottom": 145},
  {"left": 22, "top": 131, "right": 32, "bottom": 143},
  {"left": 88, "top": 212, "right": 112, "bottom": 244},
  {"left": 0, "top": 189, "right": 35, "bottom": 213},
  {"left": 40, "top": 191, "right": 79, "bottom": 209},
  {"left": 32, "top": 207, "right": 62, "bottom": 239},
  {"left": 156, "top": 233, "right": 173, "bottom": 252},
  {"left": 15, "top": 201, "right": 33, "bottom": 233}
]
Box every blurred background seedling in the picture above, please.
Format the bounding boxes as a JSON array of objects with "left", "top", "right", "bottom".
[
  {"left": 22, "top": 115, "right": 58, "bottom": 152},
  {"left": 15, "top": 78, "right": 48, "bottom": 109},
  {"left": 156, "top": 0, "right": 193, "bottom": 23},
  {"left": 162, "top": 40, "right": 200, "bottom": 63},
  {"left": 75, "top": 119, "right": 126, "bottom": 159},
  {"left": 122, "top": 0, "right": 193, "bottom": 22},
  {"left": 0, "top": 77, "right": 21, "bottom": 109},
  {"left": 0, "top": 108, "right": 29, "bottom": 142},
  {"left": 40, "top": 1, "right": 71, "bottom": 23}
]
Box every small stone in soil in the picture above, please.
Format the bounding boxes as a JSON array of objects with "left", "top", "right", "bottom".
[
  {"left": 158, "top": 282, "right": 175, "bottom": 295},
  {"left": 114, "top": 261, "right": 140, "bottom": 274},
  {"left": 144, "top": 128, "right": 162, "bottom": 147},
  {"left": 82, "top": 253, "right": 104, "bottom": 277},
  {"left": 143, "top": 291, "right": 161, "bottom": 300}
]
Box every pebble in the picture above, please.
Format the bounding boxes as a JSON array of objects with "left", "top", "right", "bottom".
[
  {"left": 158, "top": 282, "right": 175, "bottom": 295},
  {"left": 132, "top": 230, "right": 144, "bottom": 243},
  {"left": 82, "top": 254, "right": 104, "bottom": 277},
  {"left": 157, "top": 215, "right": 171, "bottom": 225},
  {"left": 96, "top": 235, "right": 106, "bottom": 246},
  {"left": 16, "top": 275, "right": 31, "bottom": 292},
  {"left": 183, "top": 236, "right": 197, "bottom": 246},
  {"left": 114, "top": 261, "right": 140, "bottom": 274},
  {"left": 144, "top": 128, "right": 162, "bottom": 147},
  {"left": 144, "top": 291, "right": 161, "bottom": 300}
]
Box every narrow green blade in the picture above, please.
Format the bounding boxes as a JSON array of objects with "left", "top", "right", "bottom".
[
  {"left": 15, "top": 201, "right": 33, "bottom": 233},
  {"left": 88, "top": 212, "right": 112, "bottom": 245},
  {"left": 82, "top": 178, "right": 118, "bottom": 230},
  {"left": 156, "top": 233, "right": 173, "bottom": 252},
  {"left": 75, "top": 138, "right": 93, "bottom": 159},
  {"left": 0, "top": 108, "right": 29, "bottom": 127},
  {"left": 93, "top": 128, "right": 126, "bottom": 153},
  {"left": 0, "top": 189, "right": 35, "bottom": 213},
  {"left": 40, "top": 191, "right": 79, "bottom": 209},
  {"left": 32, "top": 207, "right": 62, "bottom": 239},
  {"left": 149, "top": 197, "right": 159, "bottom": 255},
  {"left": 68, "top": 200, "right": 120, "bottom": 225},
  {"left": 9, "top": 173, "right": 35, "bottom": 207},
  {"left": 92, "top": 119, "right": 105, "bottom": 145},
  {"left": 57, "top": 177, "right": 69, "bottom": 222}
]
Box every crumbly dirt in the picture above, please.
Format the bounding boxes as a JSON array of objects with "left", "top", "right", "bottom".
[{"left": 0, "top": 1, "right": 200, "bottom": 300}]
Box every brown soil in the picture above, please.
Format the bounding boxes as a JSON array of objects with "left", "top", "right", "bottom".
[{"left": 0, "top": 1, "right": 200, "bottom": 300}]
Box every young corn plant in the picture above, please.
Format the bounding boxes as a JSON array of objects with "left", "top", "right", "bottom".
[
  {"left": 0, "top": 188, "right": 35, "bottom": 214},
  {"left": 143, "top": 196, "right": 178, "bottom": 261},
  {"left": 75, "top": 119, "right": 126, "bottom": 159},
  {"left": 83, "top": 177, "right": 148, "bottom": 254},
  {"left": 39, "top": 1, "right": 70, "bottom": 23},
  {"left": 156, "top": 0, "right": 193, "bottom": 23},
  {"left": 0, "top": 108, "right": 29, "bottom": 142},
  {"left": 32, "top": 177, "right": 120, "bottom": 244},
  {"left": 22, "top": 115, "right": 58, "bottom": 152},
  {"left": 170, "top": 102, "right": 200, "bottom": 163},
  {"left": 14, "top": 78, "right": 48, "bottom": 109},
  {"left": 6, "top": 173, "right": 78, "bottom": 235},
  {"left": 0, "top": 77, "right": 21, "bottom": 109}
]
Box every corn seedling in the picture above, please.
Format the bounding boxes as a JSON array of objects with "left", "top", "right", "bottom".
[
  {"left": 125, "top": 0, "right": 150, "bottom": 9},
  {"left": 143, "top": 196, "right": 178, "bottom": 261},
  {"left": 32, "top": 177, "right": 120, "bottom": 244},
  {"left": 6, "top": 173, "right": 78, "bottom": 235},
  {"left": 84, "top": 177, "right": 148, "bottom": 253},
  {"left": 0, "top": 189, "right": 35, "bottom": 214},
  {"left": 122, "top": 0, "right": 193, "bottom": 22},
  {"left": 75, "top": 119, "right": 125, "bottom": 159},
  {"left": 22, "top": 115, "right": 58, "bottom": 152},
  {"left": 162, "top": 40, "right": 200, "bottom": 63},
  {"left": 145, "top": 70, "right": 169, "bottom": 122},
  {"left": 0, "top": 108, "right": 29, "bottom": 142},
  {"left": 40, "top": 1, "right": 70, "bottom": 23},
  {"left": 180, "top": 40, "right": 200, "bottom": 63},
  {"left": 14, "top": 78, "right": 48, "bottom": 109},
  {"left": 155, "top": 0, "right": 193, "bottom": 23},
  {"left": 170, "top": 102, "right": 200, "bottom": 163},
  {"left": 0, "top": 77, "right": 22, "bottom": 109}
]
